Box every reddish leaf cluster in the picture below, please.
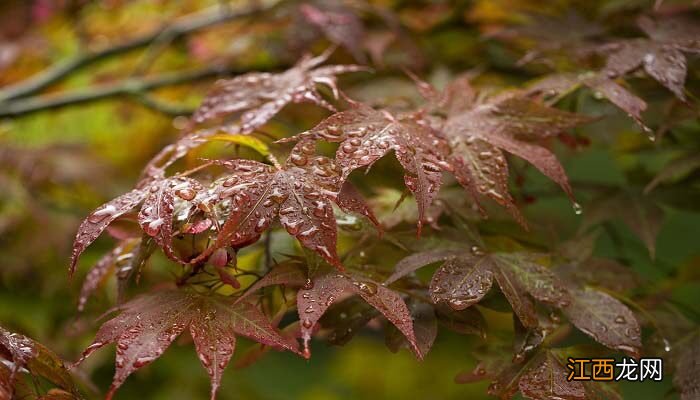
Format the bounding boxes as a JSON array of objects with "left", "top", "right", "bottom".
[
  {"left": 63, "top": 4, "right": 700, "bottom": 397},
  {"left": 286, "top": 75, "right": 590, "bottom": 230}
]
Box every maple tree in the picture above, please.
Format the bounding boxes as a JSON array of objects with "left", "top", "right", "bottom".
[{"left": 1, "top": 1, "right": 699, "bottom": 400}]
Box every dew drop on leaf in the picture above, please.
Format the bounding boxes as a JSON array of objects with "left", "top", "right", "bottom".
[{"left": 572, "top": 202, "right": 583, "bottom": 215}]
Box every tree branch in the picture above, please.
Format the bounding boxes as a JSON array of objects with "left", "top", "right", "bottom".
[
  {"left": 0, "top": 1, "right": 281, "bottom": 102},
  {"left": 0, "top": 65, "right": 278, "bottom": 118}
]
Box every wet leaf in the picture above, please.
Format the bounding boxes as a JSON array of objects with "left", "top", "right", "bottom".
[
  {"left": 0, "top": 364, "right": 11, "bottom": 400},
  {"left": 390, "top": 248, "right": 568, "bottom": 329},
  {"left": 600, "top": 15, "right": 700, "bottom": 100},
  {"left": 297, "top": 271, "right": 421, "bottom": 359},
  {"left": 205, "top": 134, "right": 271, "bottom": 156},
  {"left": 487, "top": 360, "right": 529, "bottom": 399},
  {"left": 78, "top": 241, "right": 132, "bottom": 312},
  {"left": 287, "top": 103, "right": 451, "bottom": 233},
  {"left": 138, "top": 177, "right": 203, "bottom": 264},
  {"left": 196, "top": 142, "right": 378, "bottom": 269},
  {"left": 527, "top": 73, "right": 648, "bottom": 130},
  {"left": 323, "top": 297, "right": 379, "bottom": 346},
  {"left": 429, "top": 255, "right": 494, "bottom": 310},
  {"left": 558, "top": 257, "right": 640, "bottom": 293},
  {"left": 580, "top": 192, "right": 664, "bottom": 259},
  {"left": 77, "top": 289, "right": 299, "bottom": 400},
  {"left": 492, "top": 265, "right": 539, "bottom": 329},
  {"left": 70, "top": 188, "right": 149, "bottom": 275},
  {"left": 0, "top": 326, "right": 77, "bottom": 396},
  {"left": 645, "top": 153, "right": 700, "bottom": 194},
  {"left": 518, "top": 351, "right": 585, "bottom": 400},
  {"left": 513, "top": 317, "right": 545, "bottom": 362},
  {"left": 192, "top": 50, "right": 366, "bottom": 134},
  {"left": 386, "top": 302, "right": 437, "bottom": 356},
  {"left": 442, "top": 95, "right": 590, "bottom": 224},
  {"left": 385, "top": 249, "right": 464, "bottom": 284},
  {"left": 299, "top": 3, "right": 366, "bottom": 62},
  {"left": 491, "top": 253, "right": 570, "bottom": 308},
  {"left": 562, "top": 288, "right": 641, "bottom": 357}
]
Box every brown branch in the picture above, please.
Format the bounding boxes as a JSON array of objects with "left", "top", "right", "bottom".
[
  {"left": 0, "top": 65, "right": 279, "bottom": 118},
  {"left": 0, "top": 1, "right": 282, "bottom": 102}
]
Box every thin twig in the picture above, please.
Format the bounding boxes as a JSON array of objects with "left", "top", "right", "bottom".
[{"left": 0, "top": 1, "right": 281, "bottom": 102}]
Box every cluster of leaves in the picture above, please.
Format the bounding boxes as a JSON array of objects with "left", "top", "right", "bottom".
[{"left": 2, "top": 1, "right": 699, "bottom": 399}]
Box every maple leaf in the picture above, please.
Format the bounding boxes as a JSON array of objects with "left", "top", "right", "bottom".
[
  {"left": 562, "top": 287, "right": 641, "bottom": 357},
  {"left": 388, "top": 247, "right": 570, "bottom": 329},
  {"left": 70, "top": 187, "right": 150, "bottom": 276},
  {"left": 557, "top": 257, "right": 640, "bottom": 293},
  {"left": 0, "top": 326, "right": 77, "bottom": 398},
  {"left": 600, "top": 15, "right": 700, "bottom": 100},
  {"left": 138, "top": 176, "right": 204, "bottom": 263},
  {"left": 283, "top": 103, "right": 454, "bottom": 233},
  {"left": 526, "top": 72, "right": 649, "bottom": 131},
  {"left": 385, "top": 302, "right": 437, "bottom": 357},
  {"left": 299, "top": 272, "right": 421, "bottom": 358},
  {"left": 192, "top": 49, "right": 366, "bottom": 134},
  {"left": 77, "top": 240, "right": 128, "bottom": 312},
  {"left": 645, "top": 152, "right": 700, "bottom": 194},
  {"left": 191, "top": 141, "right": 380, "bottom": 269},
  {"left": 76, "top": 289, "right": 299, "bottom": 400},
  {"left": 492, "top": 11, "right": 604, "bottom": 65},
  {"left": 298, "top": 3, "right": 366, "bottom": 62},
  {"left": 579, "top": 191, "right": 664, "bottom": 259},
  {"left": 70, "top": 175, "right": 205, "bottom": 275},
  {"left": 438, "top": 87, "right": 592, "bottom": 225},
  {"left": 518, "top": 351, "right": 585, "bottom": 400},
  {"left": 237, "top": 265, "right": 421, "bottom": 359}
]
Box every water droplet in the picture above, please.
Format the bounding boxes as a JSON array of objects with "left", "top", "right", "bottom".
[
  {"left": 303, "top": 279, "right": 314, "bottom": 290},
  {"left": 290, "top": 153, "right": 308, "bottom": 166},
  {"left": 133, "top": 356, "right": 156, "bottom": 368},
  {"left": 222, "top": 177, "right": 238, "bottom": 187},
  {"left": 145, "top": 218, "right": 164, "bottom": 235},
  {"left": 175, "top": 188, "right": 196, "bottom": 201},
  {"left": 353, "top": 281, "right": 378, "bottom": 296},
  {"left": 642, "top": 125, "right": 656, "bottom": 142},
  {"left": 448, "top": 298, "right": 469, "bottom": 310},
  {"left": 88, "top": 205, "right": 117, "bottom": 223},
  {"left": 614, "top": 315, "right": 626, "bottom": 324},
  {"left": 572, "top": 202, "right": 583, "bottom": 215},
  {"left": 470, "top": 246, "right": 484, "bottom": 256},
  {"left": 341, "top": 142, "right": 356, "bottom": 153},
  {"left": 662, "top": 338, "right": 671, "bottom": 352},
  {"left": 299, "top": 226, "right": 318, "bottom": 238}
]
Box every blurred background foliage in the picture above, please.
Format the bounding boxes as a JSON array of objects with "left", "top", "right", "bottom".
[{"left": 0, "top": 0, "right": 698, "bottom": 399}]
